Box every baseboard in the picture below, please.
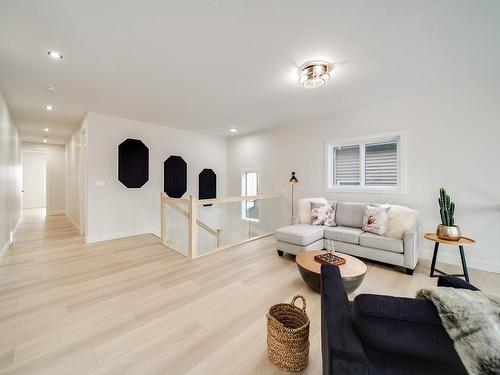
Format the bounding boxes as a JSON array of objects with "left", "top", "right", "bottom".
[
  {"left": 85, "top": 229, "right": 151, "bottom": 244},
  {"left": 0, "top": 239, "right": 12, "bottom": 262},
  {"left": 419, "top": 248, "right": 500, "bottom": 274},
  {"left": 46, "top": 210, "right": 66, "bottom": 216},
  {"left": 0, "top": 215, "right": 21, "bottom": 263},
  {"left": 65, "top": 213, "right": 80, "bottom": 231}
]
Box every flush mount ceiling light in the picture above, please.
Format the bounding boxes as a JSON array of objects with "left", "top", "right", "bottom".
[
  {"left": 298, "top": 61, "right": 332, "bottom": 89},
  {"left": 229, "top": 128, "right": 238, "bottom": 133},
  {"left": 44, "top": 128, "right": 49, "bottom": 132},
  {"left": 48, "top": 50, "right": 63, "bottom": 60},
  {"left": 44, "top": 105, "right": 54, "bottom": 111}
]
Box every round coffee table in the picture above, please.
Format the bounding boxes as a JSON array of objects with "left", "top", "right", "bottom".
[{"left": 296, "top": 251, "right": 367, "bottom": 293}]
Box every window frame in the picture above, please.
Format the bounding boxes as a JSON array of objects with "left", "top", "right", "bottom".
[
  {"left": 241, "top": 169, "right": 260, "bottom": 222},
  {"left": 325, "top": 131, "right": 407, "bottom": 194}
]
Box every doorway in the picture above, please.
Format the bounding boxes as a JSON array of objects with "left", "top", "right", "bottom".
[{"left": 21, "top": 150, "right": 48, "bottom": 212}]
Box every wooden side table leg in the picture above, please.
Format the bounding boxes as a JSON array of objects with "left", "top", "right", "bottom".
[
  {"left": 430, "top": 242, "right": 439, "bottom": 277},
  {"left": 459, "top": 245, "right": 469, "bottom": 283}
]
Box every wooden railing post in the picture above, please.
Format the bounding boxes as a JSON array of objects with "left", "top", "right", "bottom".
[
  {"left": 216, "top": 229, "right": 222, "bottom": 248},
  {"left": 188, "top": 195, "right": 197, "bottom": 258},
  {"left": 160, "top": 193, "right": 165, "bottom": 245}
]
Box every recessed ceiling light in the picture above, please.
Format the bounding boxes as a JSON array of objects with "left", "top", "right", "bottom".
[
  {"left": 43, "top": 139, "right": 48, "bottom": 143},
  {"left": 45, "top": 86, "right": 57, "bottom": 93},
  {"left": 229, "top": 128, "right": 238, "bottom": 133},
  {"left": 44, "top": 128, "right": 49, "bottom": 132},
  {"left": 48, "top": 50, "right": 63, "bottom": 60},
  {"left": 44, "top": 105, "right": 54, "bottom": 111},
  {"left": 298, "top": 61, "right": 333, "bottom": 89}
]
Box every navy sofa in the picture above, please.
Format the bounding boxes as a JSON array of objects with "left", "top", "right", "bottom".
[{"left": 321, "top": 265, "right": 477, "bottom": 375}]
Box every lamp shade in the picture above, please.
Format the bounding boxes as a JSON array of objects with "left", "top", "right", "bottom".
[{"left": 289, "top": 172, "right": 299, "bottom": 184}]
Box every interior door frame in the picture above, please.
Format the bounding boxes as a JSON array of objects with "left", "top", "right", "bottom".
[{"left": 21, "top": 149, "right": 48, "bottom": 210}]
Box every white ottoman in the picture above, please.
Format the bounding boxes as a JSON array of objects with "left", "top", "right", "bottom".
[{"left": 274, "top": 223, "right": 325, "bottom": 256}]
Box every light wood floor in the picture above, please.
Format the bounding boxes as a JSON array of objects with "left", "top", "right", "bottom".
[{"left": 1, "top": 210, "right": 499, "bottom": 374}]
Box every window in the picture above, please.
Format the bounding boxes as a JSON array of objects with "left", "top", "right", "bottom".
[
  {"left": 241, "top": 170, "right": 260, "bottom": 221},
  {"left": 326, "top": 132, "right": 405, "bottom": 193}
]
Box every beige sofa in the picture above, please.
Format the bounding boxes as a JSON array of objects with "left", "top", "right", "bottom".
[{"left": 274, "top": 199, "right": 419, "bottom": 274}]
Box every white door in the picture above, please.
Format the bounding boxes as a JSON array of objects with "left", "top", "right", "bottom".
[{"left": 22, "top": 150, "right": 47, "bottom": 208}]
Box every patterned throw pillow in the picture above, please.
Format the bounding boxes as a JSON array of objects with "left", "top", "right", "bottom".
[
  {"left": 311, "top": 202, "right": 336, "bottom": 226},
  {"left": 362, "top": 205, "right": 390, "bottom": 235}
]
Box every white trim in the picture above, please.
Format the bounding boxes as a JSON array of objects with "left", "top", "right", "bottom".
[
  {"left": 240, "top": 169, "right": 261, "bottom": 222},
  {"left": 85, "top": 229, "right": 150, "bottom": 244},
  {"left": 0, "top": 216, "right": 21, "bottom": 263},
  {"left": 325, "top": 131, "right": 407, "bottom": 194},
  {"left": 419, "top": 249, "right": 500, "bottom": 274},
  {"left": 46, "top": 210, "right": 66, "bottom": 216},
  {"left": 66, "top": 212, "right": 80, "bottom": 231}
]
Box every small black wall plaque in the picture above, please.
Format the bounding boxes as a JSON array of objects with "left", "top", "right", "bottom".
[
  {"left": 164, "top": 155, "right": 187, "bottom": 198},
  {"left": 118, "top": 139, "right": 149, "bottom": 188}
]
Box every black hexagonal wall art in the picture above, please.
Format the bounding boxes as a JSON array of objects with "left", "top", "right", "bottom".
[
  {"left": 199, "top": 169, "right": 216, "bottom": 206},
  {"left": 164, "top": 155, "right": 187, "bottom": 198},
  {"left": 118, "top": 138, "right": 149, "bottom": 188}
]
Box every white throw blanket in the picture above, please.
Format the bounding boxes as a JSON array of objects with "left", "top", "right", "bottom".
[{"left": 417, "top": 287, "right": 500, "bottom": 375}]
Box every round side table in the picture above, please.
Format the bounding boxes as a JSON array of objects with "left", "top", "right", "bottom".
[{"left": 424, "top": 233, "right": 475, "bottom": 283}]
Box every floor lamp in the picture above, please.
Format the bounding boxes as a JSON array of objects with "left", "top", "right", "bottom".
[{"left": 289, "top": 172, "right": 299, "bottom": 224}]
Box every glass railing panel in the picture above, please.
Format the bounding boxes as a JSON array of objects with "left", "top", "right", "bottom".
[
  {"left": 197, "top": 201, "right": 250, "bottom": 255},
  {"left": 248, "top": 197, "right": 283, "bottom": 237},
  {"left": 161, "top": 194, "right": 283, "bottom": 258},
  {"left": 163, "top": 199, "right": 189, "bottom": 256}
]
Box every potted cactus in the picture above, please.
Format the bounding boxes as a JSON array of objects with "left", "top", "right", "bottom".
[{"left": 436, "top": 188, "right": 461, "bottom": 240}]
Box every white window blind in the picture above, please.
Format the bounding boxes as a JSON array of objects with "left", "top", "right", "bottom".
[
  {"left": 365, "top": 141, "right": 398, "bottom": 186},
  {"left": 333, "top": 146, "right": 360, "bottom": 186},
  {"left": 242, "top": 171, "right": 260, "bottom": 221},
  {"left": 327, "top": 133, "right": 403, "bottom": 192}
]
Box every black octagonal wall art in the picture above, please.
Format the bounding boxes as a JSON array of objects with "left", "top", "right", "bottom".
[
  {"left": 164, "top": 155, "right": 187, "bottom": 198},
  {"left": 118, "top": 138, "right": 149, "bottom": 188},
  {"left": 199, "top": 169, "right": 216, "bottom": 206}
]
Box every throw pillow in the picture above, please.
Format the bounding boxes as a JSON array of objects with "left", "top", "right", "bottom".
[
  {"left": 362, "top": 205, "right": 390, "bottom": 235},
  {"left": 298, "top": 197, "right": 328, "bottom": 224},
  {"left": 311, "top": 202, "right": 336, "bottom": 226},
  {"left": 385, "top": 205, "right": 419, "bottom": 239}
]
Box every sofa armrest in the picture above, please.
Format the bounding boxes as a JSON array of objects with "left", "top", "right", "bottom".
[
  {"left": 321, "top": 265, "right": 368, "bottom": 374},
  {"left": 403, "top": 226, "right": 419, "bottom": 269},
  {"left": 438, "top": 276, "right": 479, "bottom": 290}
]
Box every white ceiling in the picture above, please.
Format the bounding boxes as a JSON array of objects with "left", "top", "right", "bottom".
[{"left": 1, "top": 0, "right": 499, "bottom": 144}]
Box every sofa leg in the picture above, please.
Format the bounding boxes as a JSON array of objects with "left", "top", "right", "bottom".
[
  {"left": 277, "top": 250, "right": 284, "bottom": 257},
  {"left": 405, "top": 268, "right": 415, "bottom": 275}
]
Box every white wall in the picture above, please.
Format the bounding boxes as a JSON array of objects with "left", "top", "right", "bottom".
[
  {"left": 85, "top": 112, "right": 227, "bottom": 243},
  {"left": 0, "top": 92, "right": 21, "bottom": 255},
  {"left": 65, "top": 120, "right": 86, "bottom": 230},
  {"left": 22, "top": 142, "right": 66, "bottom": 214},
  {"left": 227, "top": 82, "right": 500, "bottom": 273},
  {"left": 21, "top": 150, "right": 46, "bottom": 208}
]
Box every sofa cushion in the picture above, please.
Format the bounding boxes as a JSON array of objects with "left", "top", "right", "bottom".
[
  {"left": 352, "top": 294, "right": 464, "bottom": 366},
  {"left": 324, "top": 226, "right": 364, "bottom": 245},
  {"left": 336, "top": 202, "right": 367, "bottom": 228},
  {"left": 359, "top": 232, "right": 403, "bottom": 253},
  {"left": 274, "top": 224, "right": 325, "bottom": 246}
]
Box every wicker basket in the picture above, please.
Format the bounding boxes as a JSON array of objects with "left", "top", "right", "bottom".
[{"left": 267, "top": 295, "right": 310, "bottom": 372}]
